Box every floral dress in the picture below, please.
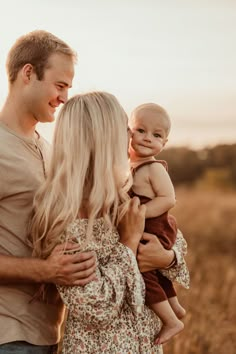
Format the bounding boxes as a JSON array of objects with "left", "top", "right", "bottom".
[{"left": 58, "top": 219, "right": 189, "bottom": 354}]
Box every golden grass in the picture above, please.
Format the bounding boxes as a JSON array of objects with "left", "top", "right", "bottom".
[{"left": 164, "top": 187, "right": 236, "bottom": 354}]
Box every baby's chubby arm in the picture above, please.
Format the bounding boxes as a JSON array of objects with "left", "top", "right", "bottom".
[{"left": 145, "top": 163, "right": 176, "bottom": 218}]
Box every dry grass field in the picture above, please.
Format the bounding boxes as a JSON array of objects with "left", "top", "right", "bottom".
[{"left": 164, "top": 186, "right": 236, "bottom": 354}]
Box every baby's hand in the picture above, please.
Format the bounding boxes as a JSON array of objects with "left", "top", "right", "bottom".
[{"left": 118, "top": 197, "right": 146, "bottom": 254}]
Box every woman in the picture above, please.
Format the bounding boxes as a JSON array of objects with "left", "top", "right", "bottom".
[{"left": 30, "top": 92, "right": 188, "bottom": 353}]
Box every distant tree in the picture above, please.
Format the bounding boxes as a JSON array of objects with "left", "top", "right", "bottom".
[
  {"left": 158, "top": 147, "right": 205, "bottom": 185},
  {"left": 206, "top": 144, "right": 236, "bottom": 168},
  {"left": 205, "top": 144, "right": 236, "bottom": 186},
  {"left": 158, "top": 143, "right": 236, "bottom": 188}
]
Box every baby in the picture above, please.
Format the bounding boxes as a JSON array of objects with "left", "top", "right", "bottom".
[{"left": 129, "top": 103, "right": 187, "bottom": 345}]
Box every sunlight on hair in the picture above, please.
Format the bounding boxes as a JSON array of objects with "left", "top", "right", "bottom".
[{"left": 30, "top": 91, "right": 132, "bottom": 258}]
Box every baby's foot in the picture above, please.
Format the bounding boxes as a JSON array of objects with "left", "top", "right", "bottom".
[{"left": 155, "top": 319, "right": 184, "bottom": 345}]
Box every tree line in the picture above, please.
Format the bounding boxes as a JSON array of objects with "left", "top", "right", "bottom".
[{"left": 158, "top": 143, "right": 236, "bottom": 188}]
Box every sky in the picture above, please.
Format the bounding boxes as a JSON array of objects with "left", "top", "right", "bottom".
[{"left": 0, "top": 0, "right": 235, "bottom": 149}]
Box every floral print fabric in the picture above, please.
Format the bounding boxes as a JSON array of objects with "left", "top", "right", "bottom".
[
  {"left": 58, "top": 218, "right": 163, "bottom": 353},
  {"left": 160, "top": 230, "right": 190, "bottom": 289},
  {"left": 58, "top": 219, "right": 188, "bottom": 353}
]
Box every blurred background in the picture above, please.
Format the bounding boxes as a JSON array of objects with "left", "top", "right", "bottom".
[
  {"left": 1, "top": 1, "right": 235, "bottom": 352},
  {"left": 1, "top": 0, "right": 236, "bottom": 150},
  {"left": 159, "top": 145, "right": 236, "bottom": 354}
]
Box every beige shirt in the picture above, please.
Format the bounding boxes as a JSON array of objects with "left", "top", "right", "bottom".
[{"left": 0, "top": 122, "right": 64, "bottom": 345}]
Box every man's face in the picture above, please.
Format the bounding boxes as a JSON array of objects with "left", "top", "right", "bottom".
[{"left": 25, "top": 53, "right": 74, "bottom": 123}]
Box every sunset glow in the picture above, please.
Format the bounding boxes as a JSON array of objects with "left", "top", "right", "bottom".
[{"left": 0, "top": 0, "right": 235, "bottom": 148}]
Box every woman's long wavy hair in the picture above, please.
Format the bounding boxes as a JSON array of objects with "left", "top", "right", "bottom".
[{"left": 30, "top": 91, "right": 132, "bottom": 259}]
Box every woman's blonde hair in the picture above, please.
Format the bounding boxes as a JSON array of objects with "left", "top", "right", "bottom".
[{"left": 31, "top": 91, "right": 131, "bottom": 259}]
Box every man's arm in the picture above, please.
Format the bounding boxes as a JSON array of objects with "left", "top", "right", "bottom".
[{"left": 0, "top": 243, "right": 96, "bottom": 286}]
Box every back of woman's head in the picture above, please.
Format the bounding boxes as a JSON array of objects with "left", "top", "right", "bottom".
[
  {"left": 31, "top": 91, "right": 131, "bottom": 258},
  {"left": 53, "top": 91, "right": 129, "bottom": 188}
]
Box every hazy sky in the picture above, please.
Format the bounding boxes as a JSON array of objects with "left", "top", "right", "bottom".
[{"left": 0, "top": 0, "right": 235, "bottom": 148}]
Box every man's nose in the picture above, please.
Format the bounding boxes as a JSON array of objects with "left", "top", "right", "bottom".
[{"left": 58, "top": 90, "right": 68, "bottom": 104}]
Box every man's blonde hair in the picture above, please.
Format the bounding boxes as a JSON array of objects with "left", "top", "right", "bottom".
[
  {"left": 130, "top": 103, "right": 171, "bottom": 135},
  {"left": 6, "top": 30, "right": 77, "bottom": 84},
  {"left": 30, "top": 91, "right": 131, "bottom": 259}
]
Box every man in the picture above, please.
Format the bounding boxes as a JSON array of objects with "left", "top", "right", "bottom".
[{"left": 0, "top": 30, "right": 98, "bottom": 354}]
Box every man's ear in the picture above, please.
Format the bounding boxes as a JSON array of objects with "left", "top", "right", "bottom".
[{"left": 21, "top": 64, "right": 34, "bottom": 83}]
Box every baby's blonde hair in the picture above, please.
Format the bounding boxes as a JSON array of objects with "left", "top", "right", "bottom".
[
  {"left": 130, "top": 102, "right": 171, "bottom": 136},
  {"left": 31, "top": 91, "right": 131, "bottom": 259}
]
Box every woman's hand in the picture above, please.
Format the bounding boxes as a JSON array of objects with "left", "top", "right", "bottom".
[
  {"left": 118, "top": 197, "right": 146, "bottom": 255},
  {"left": 137, "top": 232, "right": 175, "bottom": 272}
]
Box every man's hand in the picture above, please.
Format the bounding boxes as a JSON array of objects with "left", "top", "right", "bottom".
[
  {"left": 118, "top": 197, "right": 146, "bottom": 255},
  {"left": 137, "top": 232, "right": 175, "bottom": 272},
  {"left": 45, "top": 243, "right": 97, "bottom": 286}
]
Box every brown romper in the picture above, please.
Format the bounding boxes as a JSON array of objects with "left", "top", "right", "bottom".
[{"left": 130, "top": 160, "right": 177, "bottom": 304}]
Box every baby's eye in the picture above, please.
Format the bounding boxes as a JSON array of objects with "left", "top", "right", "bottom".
[
  {"left": 137, "top": 128, "right": 145, "bottom": 133},
  {"left": 154, "top": 133, "right": 161, "bottom": 138}
]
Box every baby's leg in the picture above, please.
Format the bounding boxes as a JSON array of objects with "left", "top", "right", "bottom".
[
  {"left": 150, "top": 300, "right": 184, "bottom": 345},
  {"left": 168, "top": 296, "right": 186, "bottom": 319}
]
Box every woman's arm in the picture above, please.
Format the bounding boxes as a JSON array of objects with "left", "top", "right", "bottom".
[
  {"left": 160, "top": 230, "right": 190, "bottom": 289},
  {"left": 57, "top": 198, "right": 147, "bottom": 328},
  {"left": 137, "top": 232, "right": 175, "bottom": 272},
  {"left": 118, "top": 196, "right": 146, "bottom": 255},
  {"left": 137, "top": 231, "right": 190, "bottom": 289},
  {"left": 57, "top": 243, "right": 145, "bottom": 327}
]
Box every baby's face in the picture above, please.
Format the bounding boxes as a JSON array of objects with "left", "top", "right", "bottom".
[{"left": 129, "top": 110, "right": 168, "bottom": 158}]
